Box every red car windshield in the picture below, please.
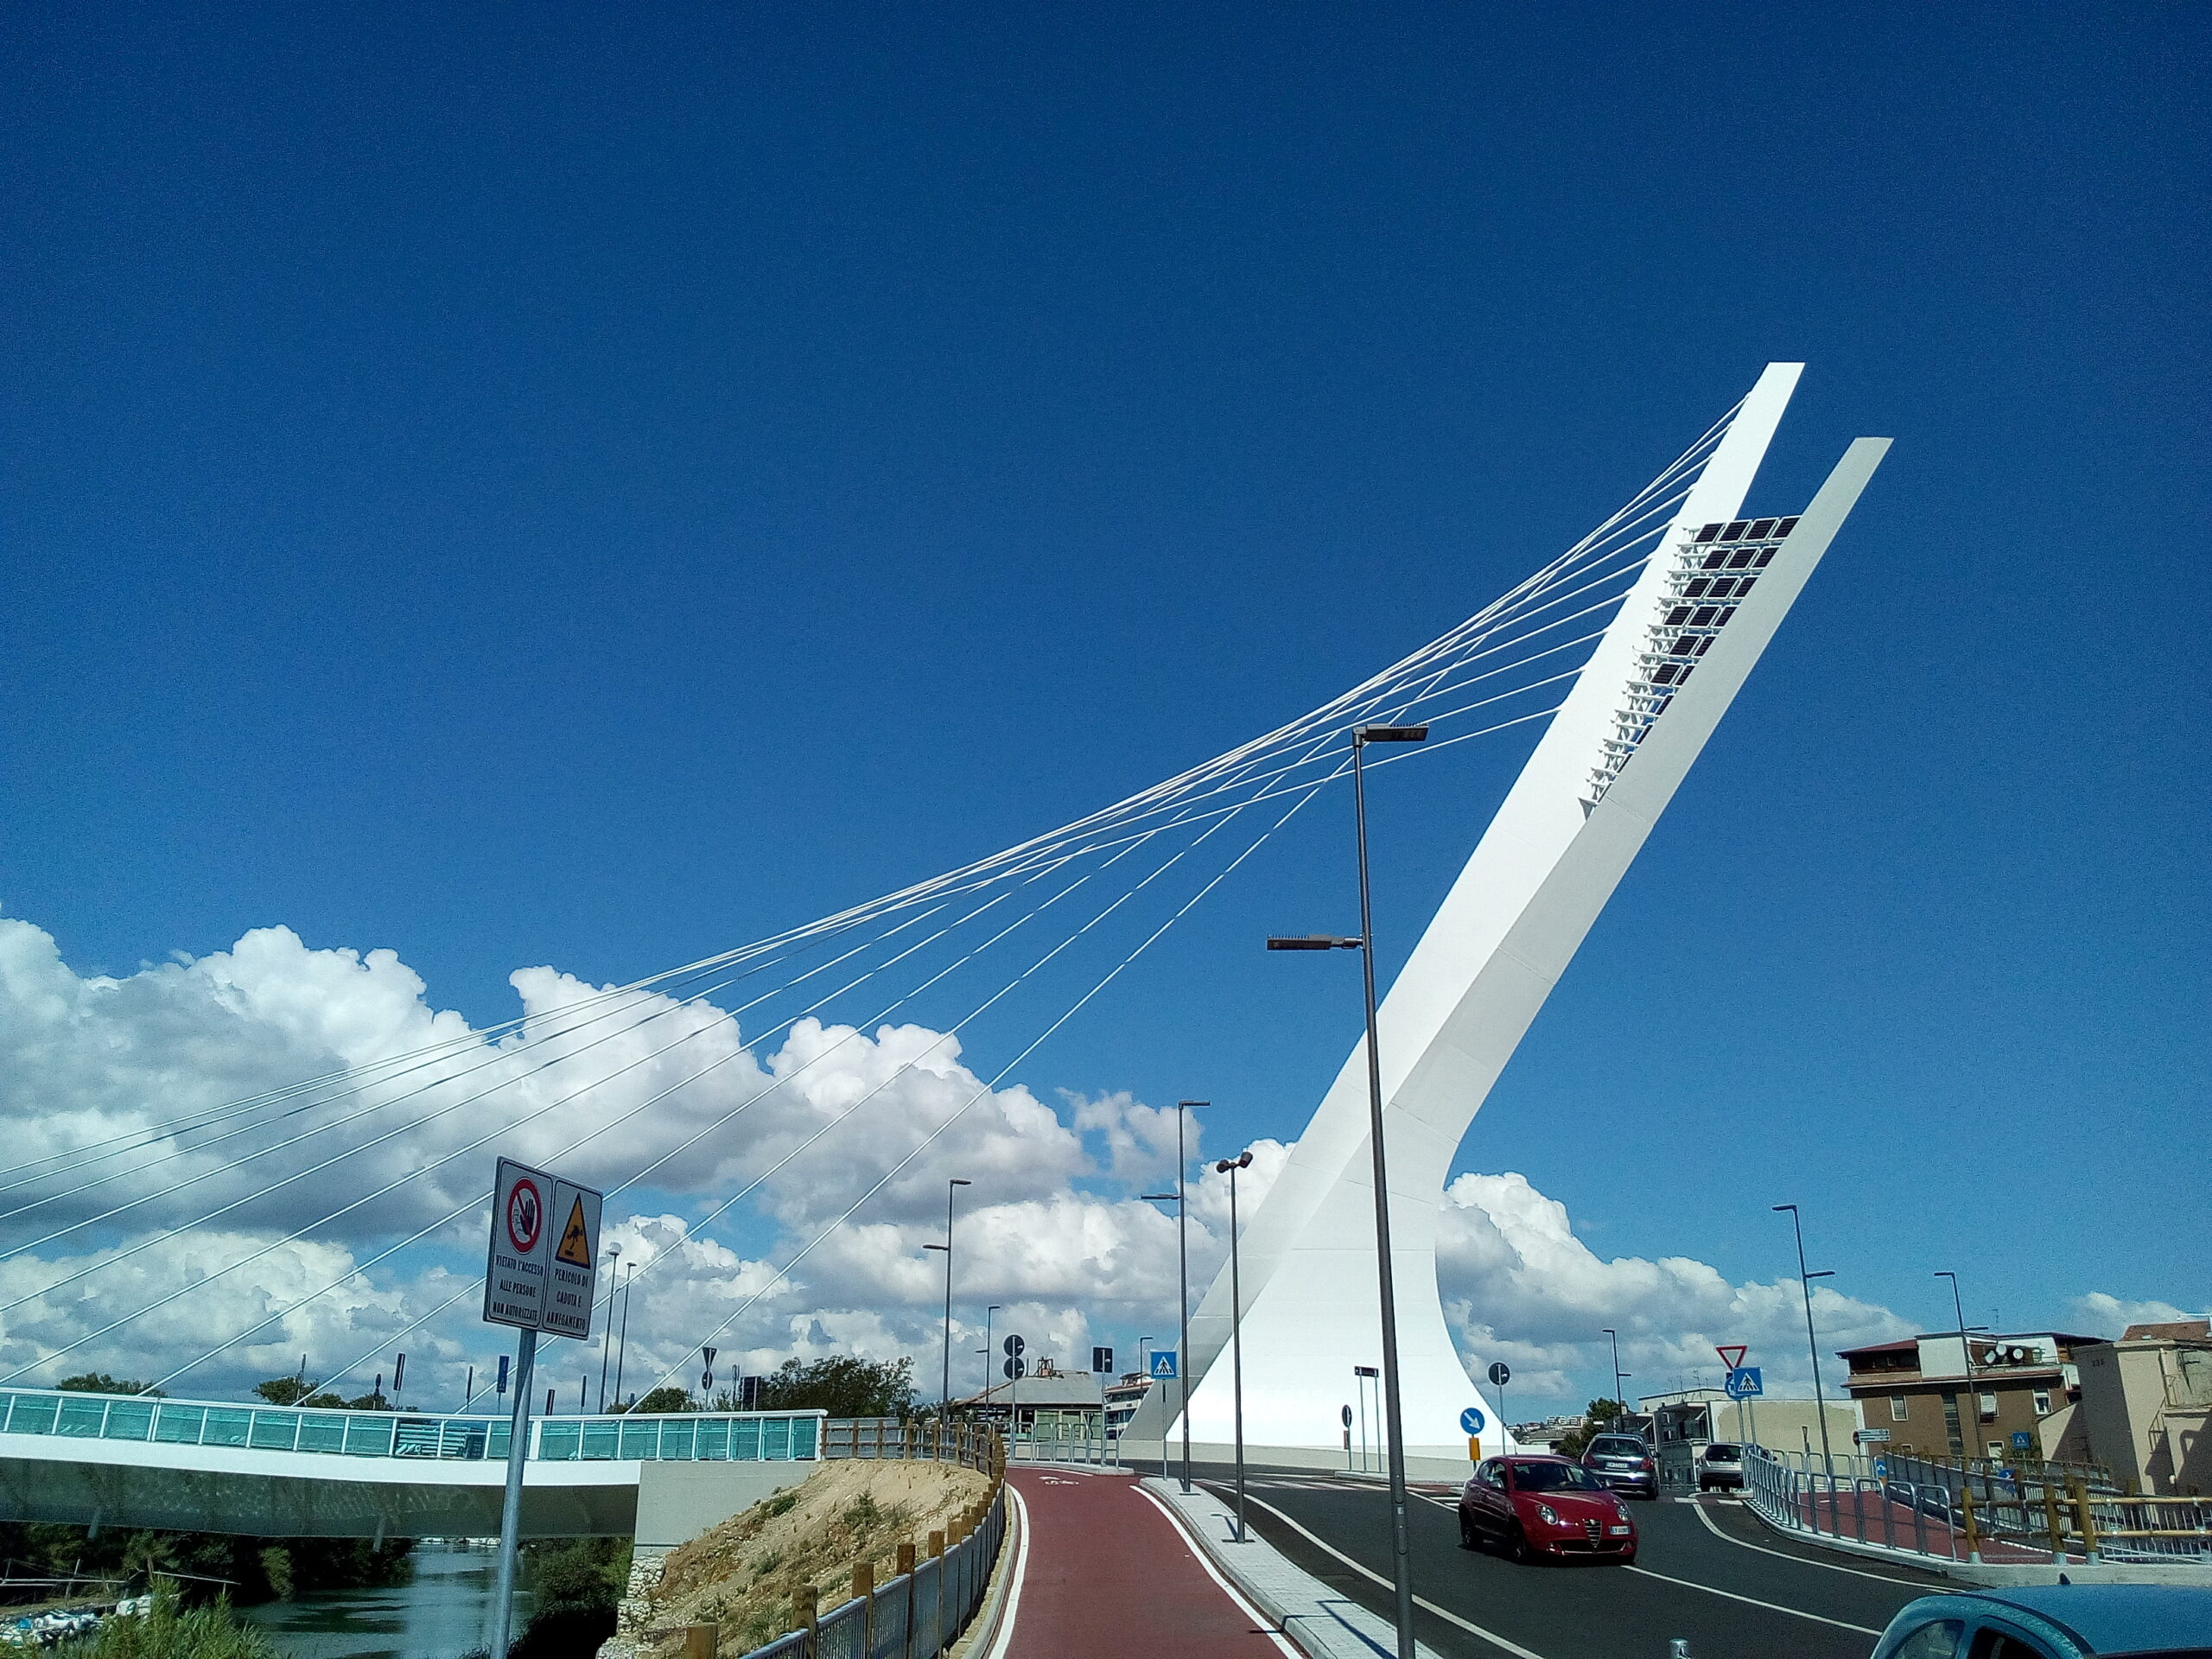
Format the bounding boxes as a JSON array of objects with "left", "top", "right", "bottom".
[{"left": 1510, "top": 1461, "right": 1599, "bottom": 1493}]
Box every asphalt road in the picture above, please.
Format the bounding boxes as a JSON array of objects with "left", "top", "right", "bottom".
[{"left": 1179, "top": 1463, "right": 1956, "bottom": 1659}]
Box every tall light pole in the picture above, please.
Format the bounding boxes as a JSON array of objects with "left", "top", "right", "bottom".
[
  {"left": 983, "top": 1305, "right": 1002, "bottom": 1405},
  {"left": 1775, "top": 1204, "right": 1838, "bottom": 1526},
  {"left": 1268, "top": 718, "right": 1427, "bottom": 1659},
  {"left": 1601, "top": 1328, "right": 1628, "bottom": 1417},
  {"left": 1215, "top": 1149, "right": 1255, "bottom": 1542},
  {"left": 1946, "top": 1274, "right": 1981, "bottom": 1468},
  {"left": 925, "top": 1178, "right": 972, "bottom": 1413},
  {"left": 1143, "top": 1098, "right": 1201, "bottom": 1495},
  {"left": 611, "top": 1261, "right": 634, "bottom": 1411},
  {"left": 595, "top": 1244, "right": 621, "bottom": 1412}
]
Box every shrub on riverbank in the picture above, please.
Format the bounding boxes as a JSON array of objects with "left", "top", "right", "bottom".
[{"left": 54, "top": 1592, "right": 276, "bottom": 1659}]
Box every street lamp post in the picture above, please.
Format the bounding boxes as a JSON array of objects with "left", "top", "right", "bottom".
[
  {"left": 1602, "top": 1327, "right": 1626, "bottom": 1418},
  {"left": 1775, "top": 1204, "right": 1839, "bottom": 1529},
  {"left": 1936, "top": 1270, "right": 1981, "bottom": 1462},
  {"left": 1142, "top": 1098, "right": 1202, "bottom": 1494},
  {"left": 1268, "top": 719, "right": 1427, "bottom": 1659},
  {"left": 1215, "top": 1149, "right": 1255, "bottom": 1542},
  {"left": 611, "top": 1262, "right": 634, "bottom": 1412},
  {"left": 595, "top": 1244, "right": 621, "bottom": 1412},
  {"left": 925, "top": 1179, "right": 972, "bottom": 1414},
  {"left": 983, "top": 1305, "right": 1002, "bottom": 1405}
]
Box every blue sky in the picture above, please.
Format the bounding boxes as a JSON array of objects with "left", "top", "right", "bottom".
[{"left": 1, "top": 3, "right": 2205, "bottom": 1410}]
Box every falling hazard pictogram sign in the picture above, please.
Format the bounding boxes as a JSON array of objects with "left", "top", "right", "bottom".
[
  {"left": 556, "top": 1197, "right": 594, "bottom": 1268},
  {"left": 538, "top": 1177, "right": 602, "bottom": 1341}
]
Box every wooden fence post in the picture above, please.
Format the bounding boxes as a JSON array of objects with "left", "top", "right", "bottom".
[
  {"left": 683, "top": 1624, "right": 718, "bottom": 1659},
  {"left": 929, "top": 1530, "right": 946, "bottom": 1657},
  {"left": 854, "top": 1561, "right": 875, "bottom": 1655},
  {"left": 2069, "top": 1480, "right": 2100, "bottom": 1563},
  {"left": 1959, "top": 1484, "right": 1980, "bottom": 1563},
  {"left": 2042, "top": 1483, "right": 2066, "bottom": 1561},
  {"left": 794, "top": 1585, "right": 818, "bottom": 1659}
]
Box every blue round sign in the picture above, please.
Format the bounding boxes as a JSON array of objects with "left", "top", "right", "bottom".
[{"left": 1459, "top": 1407, "right": 1487, "bottom": 1435}]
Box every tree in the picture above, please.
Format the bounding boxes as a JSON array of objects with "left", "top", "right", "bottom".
[
  {"left": 254, "top": 1376, "right": 343, "bottom": 1408},
  {"left": 631, "top": 1386, "right": 696, "bottom": 1414},
  {"left": 753, "top": 1356, "right": 915, "bottom": 1418},
  {"left": 1556, "top": 1399, "right": 1627, "bottom": 1459},
  {"left": 57, "top": 1372, "right": 162, "bottom": 1396}
]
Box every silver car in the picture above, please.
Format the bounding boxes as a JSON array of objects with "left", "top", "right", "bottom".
[{"left": 1698, "top": 1441, "right": 1745, "bottom": 1492}]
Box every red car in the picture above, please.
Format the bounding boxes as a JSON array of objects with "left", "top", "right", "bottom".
[{"left": 1458, "top": 1454, "right": 1640, "bottom": 1564}]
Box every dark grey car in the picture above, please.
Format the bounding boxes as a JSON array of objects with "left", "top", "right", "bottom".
[{"left": 1580, "top": 1433, "right": 1656, "bottom": 1498}]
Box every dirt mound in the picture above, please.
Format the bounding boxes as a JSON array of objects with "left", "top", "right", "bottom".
[{"left": 644, "top": 1460, "right": 993, "bottom": 1655}]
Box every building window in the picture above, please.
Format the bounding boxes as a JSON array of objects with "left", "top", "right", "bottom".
[
  {"left": 2033, "top": 1389, "right": 2051, "bottom": 1415},
  {"left": 1891, "top": 1395, "right": 1910, "bottom": 1421},
  {"left": 1942, "top": 1389, "right": 1964, "bottom": 1458},
  {"left": 1978, "top": 1391, "right": 1998, "bottom": 1422},
  {"left": 1986, "top": 1441, "right": 2005, "bottom": 1461}
]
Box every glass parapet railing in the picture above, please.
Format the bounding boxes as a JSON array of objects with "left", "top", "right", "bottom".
[{"left": 0, "top": 1389, "right": 823, "bottom": 1465}]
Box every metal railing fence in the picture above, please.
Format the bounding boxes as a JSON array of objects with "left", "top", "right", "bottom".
[
  {"left": 0, "top": 1386, "right": 823, "bottom": 1465},
  {"left": 725, "top": 1471, "right": 1007, "bottom": 1659},
  {"left": 1742, "top": 1446, "right": 2212, "bottom": 1567}
]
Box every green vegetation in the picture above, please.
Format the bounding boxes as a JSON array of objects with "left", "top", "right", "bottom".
[
  {"left": 250, "top": 1378, "right": 343, "bottom": 1408},
  {"left": 52, "top": 1592, "right": 275, "bottom": 1659},
  {"left": 503, "top": 1538, "right": 630, "bottom": 1659},
  {"left": 1555, "top": 1397, "right": 1626, "bottom": 1459},
  {"left": 753, "top": 1355, "right": 914, "bottom": 1418},
  {"left": 0, "top": 1520, "right": 413, "bottom": 1609},
  {"left": 56, "top": 1374, "right": 162, "bottom": 1398},
  {"left": 628, "top": 1385, "right": 695, "bottom": 1414}
]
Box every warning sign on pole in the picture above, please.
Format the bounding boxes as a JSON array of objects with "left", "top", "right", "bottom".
[
  {"left": 485, "top": 1159, "right": 553, "bottom": 1332},
  {"left": 539, "top": 1178, "right": 602, "bottom": 1340}
]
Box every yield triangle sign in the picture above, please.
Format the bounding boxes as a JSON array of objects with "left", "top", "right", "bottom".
[
  {"left": 1716, "top": 1344, "right": 1747, "bottom": 1371},
  {"left": 556, "top": 1197, "right": 594, "bottom": 1268}
]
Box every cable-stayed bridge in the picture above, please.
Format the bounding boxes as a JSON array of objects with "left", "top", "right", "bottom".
[{"left": 0, "top": 364, "right": 1885, "bottom": 1527}]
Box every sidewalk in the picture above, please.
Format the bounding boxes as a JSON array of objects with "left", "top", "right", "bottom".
[
  {"left": 986, "top": 1466, "right": 1294, "bottom": 1657},
  {"left": 1143, "top": 1478, "right": 1448, "bottom": 1659},
  {"left": 983, "top": 1465, "right": 1440, "bottom": 1659}
]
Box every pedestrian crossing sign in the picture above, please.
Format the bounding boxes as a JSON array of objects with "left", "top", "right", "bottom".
[{"left": 1150, "top": 1349, "right": 1178, "bottom": 1380}]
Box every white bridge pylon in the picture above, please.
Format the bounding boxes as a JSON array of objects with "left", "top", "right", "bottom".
[{"left": 1132, "top": 365, "right": 1889, "bottom": 1460}]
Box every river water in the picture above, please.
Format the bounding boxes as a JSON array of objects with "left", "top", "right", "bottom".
[{"left": 237, "top": 1544, "right": 531, "bottom": 1659}]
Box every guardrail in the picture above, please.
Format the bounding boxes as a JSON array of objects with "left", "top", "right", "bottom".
[
  {"left": 1742, "top": 1446, "right": 2211, "bottom": 1566},
  {"left": 679, "top": 1429, "right": 1006, "bottom": 1659},
  {"left": 0, "top": 1388, "right": 824, "bottom": 1465}
]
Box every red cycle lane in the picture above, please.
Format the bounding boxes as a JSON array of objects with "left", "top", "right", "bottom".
[{"left": 990, "top": 1468, "right": 1295, "bottom": 1659}]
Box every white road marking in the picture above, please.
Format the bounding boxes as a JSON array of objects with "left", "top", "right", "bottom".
[
  {"left": 1236, "top": 1491, "right": 1553, "bottom": 1659},
  {"left": 1621, "top": 1564, "right": 1883, "bottom": 1635},
  {"left": 977, "top": 1484, "right": 1032, "bottom": 1659},
  {"left": 1687, "top": 1496, "right": 1954, "bottom": 1589},
  {"left": 1133, "top": 1484, "right": 1301, "bottom": 1656}
]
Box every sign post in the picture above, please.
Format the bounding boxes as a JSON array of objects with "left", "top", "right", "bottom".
[
  {"left": 483, "top": 1158, "right": 601, "bottom": 1659},
  {"left": 1460, "top": 1406, "right": 1486, "bottom": 1464},
  {"left": 1718, "top": 1345, "right": 1757, "bottom": 1448},
  {"left": 1486, "top": 1362, "right": 1511, "bottom": 1449}
]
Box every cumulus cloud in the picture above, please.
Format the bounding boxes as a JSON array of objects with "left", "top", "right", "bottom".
[
  {"left": 2069, "top": 1292, "right": 2209, "bottom": 1337},
  {"left": 0, "top": 911, "right": 1938, "bottom": 1417},
  {"left": 1436, "top": 1172, "right": 1913, "bottom": 1410}
]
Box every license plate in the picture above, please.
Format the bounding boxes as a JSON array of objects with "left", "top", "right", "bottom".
[{"left": 1608, "top": 1525, "right": 1631, "bottom": 1536}]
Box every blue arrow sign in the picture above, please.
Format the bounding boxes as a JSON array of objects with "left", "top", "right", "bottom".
[
  {"left": 1150, "top": 1349, "right": 1179, "bottom": 1380},
  {"left": 1459, "top": 1407, "right": 1486, "bottom": 1435},
  {"left": 1724, "top": 1366, "right": 1764, "bottom": 1400}
]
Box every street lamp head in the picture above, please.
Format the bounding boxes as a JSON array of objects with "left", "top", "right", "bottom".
[
  {"left": 1215, "top": 1150, "right": 1255, "bottom": 1173},
  {"left": 1177, "top": 1099, "right": 1209, "bottom": 1109},
  {"left": 950, "top": 1179, "right": 971, "bottom": 1188},
  {"left": 1141, "top": 1192, "right": 1179, "bottom": 1203},
  {"left": 1266, "top": 934, "right": 1363, "bottom": 950},
  {"left": 1772, "top": 1203, "right": 1797, "bottom": 1214},
  {"left": 1805, "top": 1269, "right": 1835, "bottom": 1280},
  {"left": 1355, "top": 724, "right": 1429, "bottom": 745}
]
